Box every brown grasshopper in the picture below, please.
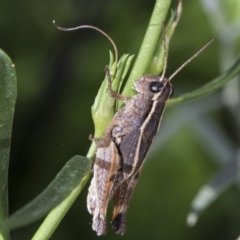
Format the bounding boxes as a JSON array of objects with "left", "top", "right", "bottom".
[
  {"left": 87, "top": 37, "right": 213, "bottom": 235},
  {"left": 87, "top": 70, "right": 173, "bottom": 235}
]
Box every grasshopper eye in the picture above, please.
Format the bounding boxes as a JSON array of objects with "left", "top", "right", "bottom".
[{"left": 149, "top": 81, "right": 163, "bottom": 93}]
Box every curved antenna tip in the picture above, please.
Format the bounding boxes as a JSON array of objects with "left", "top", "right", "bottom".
[{"left": 51, "top": 21, "right": 118, "bottom": 63}]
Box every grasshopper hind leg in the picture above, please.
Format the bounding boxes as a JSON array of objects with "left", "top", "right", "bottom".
[{"left": 112, "top": 171, "right": 141, "bottom": 234}]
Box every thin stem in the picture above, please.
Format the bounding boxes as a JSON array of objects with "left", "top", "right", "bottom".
[{"left": 122, "top": 0, "right": 171, "bottom": 97}]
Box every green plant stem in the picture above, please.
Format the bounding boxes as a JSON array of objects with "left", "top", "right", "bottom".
[{"left": 122, "top": 0, "right": 171, "bottom": 97}]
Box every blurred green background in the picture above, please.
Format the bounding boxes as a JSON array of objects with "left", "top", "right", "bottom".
[{"left": 2, "top": 0, "right": 240, "bottom": 239}]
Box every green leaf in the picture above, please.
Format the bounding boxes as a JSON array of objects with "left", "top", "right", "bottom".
[
  {"left": 0, "top": 155, "right": 91, "bottom": 231},
  {"left": 0, "top": 49, "right": 17, "bottom": 239}
]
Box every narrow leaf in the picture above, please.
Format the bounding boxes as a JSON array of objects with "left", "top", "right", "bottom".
[
  {"left": 168, "top": 52, "right": 240, "bottom": 105},
  {"left": 0, "top": 49, "right": 17, "bottom": 239},
  {"left": 0, "top": 155, "right": 91, "bottom": 231},
  {"left": 187, "top": 152, "right": 240, "bottom": 227}
]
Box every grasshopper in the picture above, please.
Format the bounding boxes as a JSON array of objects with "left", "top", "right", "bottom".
[
  {"left": 87, "top": 69, "right": 173, "bottom": 235},
  {"left": 52, "top": 18, "right": 213, "bottom": 236},
  {"left": 87, "top": 37, "right": 213, "bottom": 235}
]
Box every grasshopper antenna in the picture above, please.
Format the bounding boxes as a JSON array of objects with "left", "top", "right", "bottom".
[
  {"left": 168, "top": 39, "right": 214, "bottom": 81},
  {"left": 53, "top": 20, "right": 118, "bottom": 64}
]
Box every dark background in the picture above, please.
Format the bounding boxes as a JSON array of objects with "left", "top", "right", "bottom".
[{"left": 1, "top": 0, "right": 240, "bottom": 239}]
